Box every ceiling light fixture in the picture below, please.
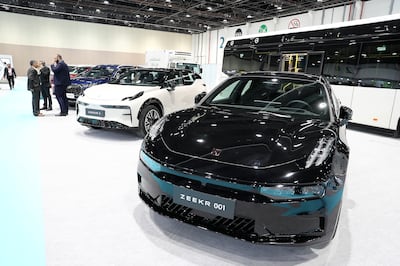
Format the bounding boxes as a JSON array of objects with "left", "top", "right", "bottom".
[
  {"left": 49, "top": 2, "right": 55, "bottom": 7},
  {"left": 207, "top": 6, "right": 213, "bottom": 11},
  {"left": 148, "top": 7, "right": 154, "bottom": 11},
  {"left": 96, "top": 8, "right": 101, "bottom": 13},
  {"left": 247, "top": 15, "right": 253, "bottom": 19},
  {"left": 103, "top": 0, "right": 109, "bottom": 4},
  {"left": 185, "top": 14, "right": 191, "bottom": 18}
]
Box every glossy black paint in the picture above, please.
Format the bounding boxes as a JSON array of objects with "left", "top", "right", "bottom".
[{"left": 138, "top": 72, "right": 351, "bottom": 245}]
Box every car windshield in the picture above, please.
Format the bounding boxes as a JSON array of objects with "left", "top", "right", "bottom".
[
  {"left": 203, "top": 76, "right": 331, "bottom": 121},
  {"left": 110, "top": 69, "right": 167, "bottom": 86},
  {"left": 80, "top": 67, "right": 115, "bottom": 78}
]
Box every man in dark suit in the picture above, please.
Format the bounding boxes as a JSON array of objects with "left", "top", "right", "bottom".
[
  {"left": 51, "top": 54, "right": 71, "bottom": 116},
  {"left": 39, "top": 61, "right": 52, "bottom": 111},
  {"left": 3, "top": 63, "right": 17, "bottom": 90},
  {"left": 27, "top": 60, "right": 43, "bottom": 116}
]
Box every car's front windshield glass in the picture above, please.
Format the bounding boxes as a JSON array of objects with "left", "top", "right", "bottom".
[
  {"left": 111, "top": 70, "right": 167, "bottom": 86},
  {"left": 204, "top": 76, "right": 331, "bottom": 121}
]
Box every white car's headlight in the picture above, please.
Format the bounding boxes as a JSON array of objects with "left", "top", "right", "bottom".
[
  {"left": 305, "top": 137, "right": 335, "bottom": 169},
  {"left": 122, "top": 91, "right": 144, "bottom": 101},
  {"left": 148, "top": 117, "right": 166, "bottom": 140}
]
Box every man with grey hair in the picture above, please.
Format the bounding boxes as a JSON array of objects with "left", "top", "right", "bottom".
[{"left": 27, "top": 60, "right": 43, "bottom": 116}]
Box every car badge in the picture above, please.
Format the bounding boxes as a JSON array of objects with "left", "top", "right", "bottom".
[{"left": 211, "top": 148, "right": 222, "bottom": 157}]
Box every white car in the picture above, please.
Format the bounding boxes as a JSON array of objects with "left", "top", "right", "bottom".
[{"left": 76, "top": 68, "right": 207, "bottom": 137}]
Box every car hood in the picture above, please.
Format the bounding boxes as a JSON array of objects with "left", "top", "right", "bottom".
[
  {"left": 159, "top": 106, "right": 336, "bottom": 170},
  {"left": 84, "top": 83, "right": 159, "bottom": 101}
]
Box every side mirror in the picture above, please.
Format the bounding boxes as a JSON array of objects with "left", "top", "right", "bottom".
[
  {"left": 195, "top": 92, "right": 207, "bottom": 104},
  {"left": 339, "top": 106, "right": 352, "bottom": 126},
  {"left": 163, "top": 80, "right": 176, "bottom": 91}
]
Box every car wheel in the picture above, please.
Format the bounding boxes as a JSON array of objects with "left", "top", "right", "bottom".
[{"left": 138, "top": 105, "right": 161, "bottom": 137}]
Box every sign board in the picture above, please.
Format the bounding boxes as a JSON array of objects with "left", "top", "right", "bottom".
[
  {"left": 288, "top": 18, "right": 301, "bottom": 29},
  {"left": 258, "top": 24, "right": 268, "bottom": 33}
]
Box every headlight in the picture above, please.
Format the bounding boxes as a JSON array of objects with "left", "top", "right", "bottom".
[
  {"left": 148, "top": 117, "right": 166, "bottom": 140},
  {"left": 122, "top": 91, "right": 144, "bottom": 101},
  {"left": 260, "top": 184, "right": 325, "bottom": 200},
  {"left": 305, "top": 137, "right": 335, "bottom": 168}
]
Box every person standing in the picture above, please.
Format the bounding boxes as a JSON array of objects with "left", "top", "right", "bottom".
[
  {"left": 51, "top": 54, "right": 70, "bottom": 116},
  {"left": 39, "top": 61, "right": 52, "bottom": 111},
  {"left": 27, "top": 60, "right": 43, "bottom": 117},
  {"left": 3, "top": 63, "right": 17, "bottom": 90}
]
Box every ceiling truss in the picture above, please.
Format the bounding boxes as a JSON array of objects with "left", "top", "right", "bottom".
[{"left": 0, "top": 0, "right": 364, "bottom": 34}]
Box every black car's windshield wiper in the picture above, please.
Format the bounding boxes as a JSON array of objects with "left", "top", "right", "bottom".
[
  {"left": 277, "top": 107, "right": 320, "bottom": 117},
  {"left": 257, "top": 109, "right": 292, "bottom": 118}
]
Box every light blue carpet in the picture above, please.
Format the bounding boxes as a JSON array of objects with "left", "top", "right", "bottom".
[{"left": 0, "top": 81, "right": 46, "bottom": 266}]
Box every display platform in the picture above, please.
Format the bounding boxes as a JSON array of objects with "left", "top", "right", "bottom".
[{"left": 1, "top": 79, "right": 400, "bottom": 266}]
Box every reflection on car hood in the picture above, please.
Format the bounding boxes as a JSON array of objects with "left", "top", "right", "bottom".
[
  {"left": 84, "top": 83, "right": 159, "bottom": 101},
  {"left": 160, "top": 106, "right": 336, "bottom": 169}
]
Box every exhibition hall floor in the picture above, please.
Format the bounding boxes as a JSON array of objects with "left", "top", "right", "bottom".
[{"left": 1, "top": 79, "right": 400, "bottom": 266}]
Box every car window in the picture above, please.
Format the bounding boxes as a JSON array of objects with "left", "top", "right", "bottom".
[
  {"left": 116, "top": 70, "right": 167, "bottom": 86},
  {"left": 206, "top": 77, "right": 330, "bottom": 121},
  {"left": 211, "top": 79, "right": 241, "bottom": 102},
  {"left": 166, "top": 71, "right": 183, "bottom": 86},
  {"left": 182, "top": 72, "right": 197, "bottom": 86}
]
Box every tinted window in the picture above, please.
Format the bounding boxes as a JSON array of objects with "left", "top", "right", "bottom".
[
  {"left": 322, "top": 44, "right": 360, "bottom": 85},
  {"left": 113, "top": 70, "right": 167, "bottom": 86},
  {"left": 357, "top": 41, "right": 400, "bottom": 89},
  {"left": 205, "top": 77, "right": 330, "bottom": 120},
  {"left": 222, "top": 49, "right": 263, "bottom": 75}
]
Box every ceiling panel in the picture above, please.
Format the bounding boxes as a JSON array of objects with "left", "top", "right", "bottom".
[{"left": 0, "top": 0, "right": 365, "bottom": 34}]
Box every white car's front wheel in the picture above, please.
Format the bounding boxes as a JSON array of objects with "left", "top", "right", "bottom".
[{"left": 138, "top": 105, "right": 161, "bottom": 137}]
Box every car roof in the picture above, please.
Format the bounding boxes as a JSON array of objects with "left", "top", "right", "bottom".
[
  {"left": 119, "top": 67, "right": 195, "bottom": 73},
  {"left": 236, "top": 71, "right": 323, "bottom": 82}
]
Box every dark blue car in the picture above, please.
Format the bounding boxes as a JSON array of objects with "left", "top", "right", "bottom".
[{"left": 66, "top": 65, "right": 132, "bottom": 104}]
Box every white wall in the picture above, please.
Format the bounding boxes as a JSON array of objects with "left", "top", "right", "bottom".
[{"left": 0, "top": 12, "right": 192, "bottom": 54}]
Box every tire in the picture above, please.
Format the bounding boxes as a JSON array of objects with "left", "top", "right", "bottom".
[
  {"left": 138, "top": 105, "right": 161, "bottom": 137},
  {"left": 90, "top": 126, "right": 102, "bottom": 129}
]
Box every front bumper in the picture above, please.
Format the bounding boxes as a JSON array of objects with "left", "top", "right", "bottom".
[
  {"left": 138, "top": 151, "right": 343, "bottom": 245},
  {"left": 76, "top": 99, "right": 140, "bottom": 129}
]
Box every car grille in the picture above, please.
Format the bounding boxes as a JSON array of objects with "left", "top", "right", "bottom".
[
  {"left": 160, "top": 196, "right": 255, "bottom": 235},
  {"left": 77, "top": 117, "right": 129, "bottom": 129},
  {"left": 140, "top": 190, "right": 257, "bottom": 240}
]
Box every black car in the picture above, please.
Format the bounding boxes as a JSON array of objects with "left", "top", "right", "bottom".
[{"left": 138, "top": 72, "right": 352, "bottom": 245}]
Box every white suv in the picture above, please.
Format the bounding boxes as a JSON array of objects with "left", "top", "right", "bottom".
[{"left": 76, "top": 68, "right": 207, "bottom": 137}]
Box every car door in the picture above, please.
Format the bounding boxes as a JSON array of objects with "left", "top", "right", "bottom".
[{"left": 157, "top": 70, "right": 205, "bottom": 115}]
